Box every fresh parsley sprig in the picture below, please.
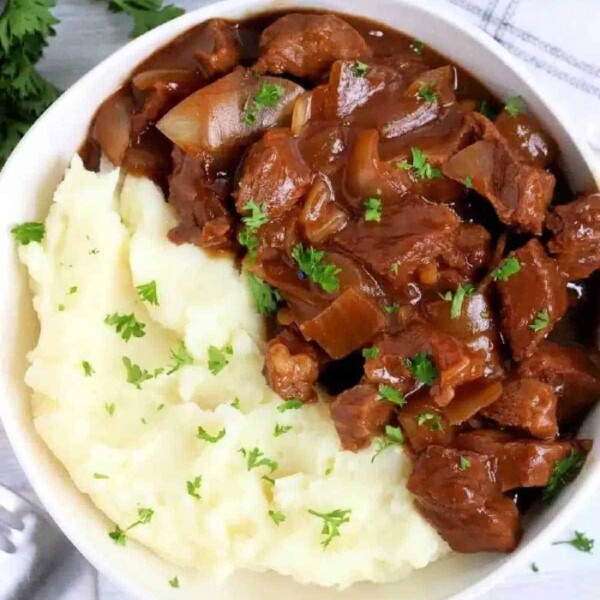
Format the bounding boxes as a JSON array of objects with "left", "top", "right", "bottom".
[
  {"left": 243, "top": 82, "right": 285, "bottom": 125},
  {"left": 308, "top": 508, "right": 352, "bottom": 549},
  {"left": 543, "top": 451, "right": 585, "bottom": 503},
  {"left": 396, "top": 147, "right": 442, "bottom": 180},
  {"left": 553, "top": 531, "right": 594, "bottom": 553},
  {"left": 109, "top": 507, "right": 155, "bottom": 545},
  {"left": 107, "top": 0, "right": 184, "bottom": 38},
  {"left": 292, "top": 244, "right": 341, "bottom": 294},
  {"left": 404, "top": 352, "right": 437, "bottom": 385},
  {"left": 105, "top": 312, "right": 146, "bottom": 341}
]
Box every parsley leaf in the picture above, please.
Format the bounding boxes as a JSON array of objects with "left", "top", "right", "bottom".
[
  {"left": 105, "top": 402, "right": 116, "bottom": 416},
  {"left": 410, "top": 39, "right": 424, "bottom": 54},
  {"left": 242, "top": 199, "right": 269, "bottom": 230},
  {"left": 371, "top": 425, "right": 404, "bottom": 462},
  {"left": 378, "top": 385, "right": 406, "bottom": 406},
  {"left": 122, "top": 356, "right": 162, "bottom": 389},
  {"left": 277, "top": 398, "right": 303, "bottom": 412},
  {"left": 108, "top": 507, "right": 154, "bottom": 546},
  {"left": 504, "top": 95, "right": 527, "bottom": 117},
  {"left": 405, "top": 352, "right": 437, "bottom": 385},
  {"left": 274, "top": 423, "right": 292, "bottom": 437},
  {"left": 464, "top": 175, "right": 473, "bottom": 188},
  {"left": 351, "top": 60, "right": 368, "bottom": 77},
  {"left": 186, "top": 475, "right": 202, "bottom": 500},
  {"left": 442, "top": 283, "right": 475, "bottom": 319},
  {"left": 196, "top": 426, "right": 226, "bottom": 443},
  {"left": 362, "top": 346, "right": 379, "bottom": 359},
  {"left": 308, "top": 508, "right": 352, "bottom": 549},
  {"left": 491, "top": 257, "right": 521, "bottom": 281},
  {"left": 81, "top": 360, "right": 94, "bottom": 377},
  {"left": 384, "top": 302, "right": 399, "bottom": 314},
  {"left": 109, "top": 525, "right": 127, "bottom": 545},
  {"left": 417, "top": 85, "right": 438, "bottom": 103},
  {"left": 543, "top": 451, "right": 585, "bottom": 503},
  {"left": 105, "top": 312, "right": 146, "bottom": 341},
  {"left": 268, "top": 510, "right": 286, "bottom": 525},
  {"left": 167, "top": 340, "right": 194, "bottom": 374},
  {"left": 291, "top": 244, "right": 341, "bottom": 293},
  {"left": 231, "top": 397, "right": 241, "bottom": 410},
  {"left": 243, "top": 82, "right": 285, "bottom": 125},
  {"left": 553, "top": 531, "right": 594, "bottom": 553},
  {"left": 417, "top": 412, "right": 444, "bottom": 431},
  {"left": 239, "top": 447, "right": 278, "bottom": 473},
  {"left": 107, "top": 0, "right": 184, "bottom": 39},
  {"left": 529, "top": 308, "right": 550, "bottom": 332},
  {"left": 93, "top": 472, "right": 109, "bottom": 479},
  {"left": 136, "top": 280, "right": 159, "bottom": 305},
  {"left": 247, "top": 273, "right": 281, "bottom": 315},
  {"left": 207, "top": 343, "right": 232, "bottom": 375},
  {"left": 459, "top": 456, "right": 471, "bottom": 471},
  {"left": 364, "top": 196, "right": 382, "bottom": 222},
  {"left": 11, "top": 221, "right": 45, "bottom": 244},
  {"left": 396, "top": 147, "right": 442, "bottom": 180},
  {"left": 168, "top": 576, "right": 180, "bottom": 589},
  {"left": 530, "top": 562, "right": 539, "bottom": 573}
]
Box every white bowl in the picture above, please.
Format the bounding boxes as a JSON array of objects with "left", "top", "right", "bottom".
[{"left": 1, "top": 0, "right": 599, "bottom": 598}]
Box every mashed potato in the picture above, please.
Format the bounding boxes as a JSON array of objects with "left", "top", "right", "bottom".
[{"left": 18, "top": 156, "right": 448, "bottom": 588}]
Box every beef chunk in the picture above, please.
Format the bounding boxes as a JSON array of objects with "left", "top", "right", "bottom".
[
  {"left": 518, "top": 342, "right": 600, "bottom": 424},
  {"left": 398, "top": 393, "right": 455, "bottom": 452},
  {"left": 364, "top": 322, "right": 486, "bottom": 406},
  {"left": 167, "top": 147, "right": 233, "bottom": 249},
  {"left": 300, "top": 288, "right": 387, "bottom": 359},
  {"left": 194, "top": 19, "right": 240, "bottom": 78},
  {"left": 236, "top": 129, "right": 312, "bottom": 218},
  {"left": 496, "top": 240, "right": 567, "bottom": 361},
  {"left": 407, "top": 446, "right": 520, "bottom": 553},
  {"left": 481, "top": 377, "right": 558, "bottom": 439},
  {"left": 265, "top": 329, "right": 321, "bottom": 402},
  {"left": 442, "top": 116, "right": 555, "bottom": 234},
  {"left": 258, "top": 13, "right": 372, "bottom": 80},
  {"left": 330, "top": 384, "right": 394, "bottom": 451},
  {"left": 456, "top": 430, "right": 585, "bottom": 491},
  {"left": 547, "top": 193, "right": 600, "bottom": 280}
]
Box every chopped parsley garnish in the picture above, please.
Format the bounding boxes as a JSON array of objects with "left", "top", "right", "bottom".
[
  {"left": 167, "top": 340, "right": 194, "bottom": 374},
  {"left": 168, "top": 576, "right": 180, "bottom": 589},
  {"left": 186, "top": 476, "right": 202, "bottom": 500},
  {"left": 405, "top": 352, "right": 437, "bottom": 385},
  {"left": 504, "top": 95, "right": 526, "bottom": 117},
  {"left": 277, "top": 398, "right": 303, "bottom": 412},
  {"left": 291, "top": 244, "right": 341, "bottom": 293},
  {"left": 529, "top": 308, "right": 550, "bottom": 332},
  {"left": 108, "top": 507, "right": 154, "bottom": 546},
  {"left": 239, "top": 447, "right": 278, "bottom": 473},
  {"left": 58, "top": 304, "right": 65, "bottom": 312},
  {"left": 417, "top": 412, "right": 444, "bottom": 431},
  {"left": 242, "top": 199, "right": 269, "bottom": 230},
  {"left": 247, "top": 273, "right": 281, "bottom": 315},
  {"left": 89, "top": 248, "right": 99, "bottom": 255},
  {"left": 479, "top": 99, "right": 498, "bottom": 120},
  {"left": 384, "top": 302, "right": 399, "bottom": 314},
  {"left": 464, "top": 175, "right": 473, "bottom": 188},
  {"left": 362, "top": 346, "right": 379, "bottom": 359},
  {"left": 531, "top": 562, "right": 539, "bottom": 573},
  {"left": 105, "top": 402, "right": 116, "bottom": 417},
  {"left": 351, "top": 60, "right": 368, "bottom": 77},
  {"left": 68, "top": 285, "right": 78, "bottom": 295},
  {"left": 364, "top": 197, "right": 382, "bottom": 222},
  {"left": 81, "top": 360, "right": 94, "bottom": 377},
  {"left": 543, "top": 451, "right": 585, "bottom": 503},
  {"left": 372, "top": 425, "right": 404, "bottom": 462},
  {"left": 390, "top": 262, "right": 400, "bottom": 275},
  {"left": 553, "top": 531, "right": 594, "bottom": 553},
  {"left": 378, "top": 385, "right": 406, "bottom": 406},
  {"left": 93, "top": 473, "right": 109, "bottom": 480},
  {"left": 136, "top": 280, "right": 159, "bottom": 306},
  {"left": 243, "top": 82, "right": 285, "bottom": 125},
  {"left": 274, "top": 423, "right": 292, "bottom": 437},
  {"left": 491, "top": 257, "right": 521, "bottom": 281},
  {"left": 459, "top": 456, "right": 471, "bottom": 471},
  {"left": 104, "top": 312, "right": 146, "bottom": 341},
  {"left": 308, "top": 508, "right": 352, "bottom": 549},
  {"left": 122, "top": 357, "right": 162, "bottom": 389},
  {"left": 207, "top": 344, "right": 233, "bottom": 375},
  {"left": 11, "top": 222, "right": 45, "bottom": 245},
  {"left": 196, "top": 426, "right": 226, "bottom": 443},
  {"left": 417, "top": 85, "right": 438, "bottom": 103},
  {"left": 268, "top": 510, "right": 286, "bottom": 525},
  {"left": 442, "top": 283, "right": 476, "bottom": 319},
  {"left": 396, "top": 147, "right": 442, "bottom": 180},
  {"left": 231, "top": 397, "right": 241, "bottom": 410},
  {"left": 410, "top": 39, "right": 424, "bottom": 54}
]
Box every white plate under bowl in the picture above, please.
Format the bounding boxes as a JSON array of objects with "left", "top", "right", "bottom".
[{"left": 0, "top": 0, "right": 599, "bottom": 599}]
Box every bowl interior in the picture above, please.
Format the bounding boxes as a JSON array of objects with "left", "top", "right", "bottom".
[{"left": 0, "top": 1, "right": 598, "bottom": 599}]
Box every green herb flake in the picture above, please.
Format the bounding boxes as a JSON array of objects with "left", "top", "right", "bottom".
[
  {"left": 136, "top": 280, "right": 159, "bottom": 306},
  {"left": 479, "top": 99, "right": 498, "bottom": 120},
  {"left": 448, "top": 283, "right": 476, "bottom": 319},
  {"left": 167, "top": 340, "right": 194, "bottom": 374},
  {"left": 274, "top": 423, "right": 292, "bottom": 437},
  {"left": 168, "top": 576, "right": 180, "bottom": 589},
  {"left": 543, "top": 451, "right": 585, "bottom": 503},
  {"left": 529, "top": 308, "right": 550, "bottom": 332},
  {"left": 247, "top": 273, "right": 281, "bottom": 315},
  {"left": 410, "top": 39, "right": 424, "bottom": 54},
  {"left": 390, "top": 262, "right": 400, "bottom": 275},
  {"left": 231, "top": 397, "right": 241, "bottom": 410},
  {"left": 531, "top": 563, "right": 539, "bottom": 573},
  {"left": 291, "top": 244, "right": 341, "bottom": 293},
  {"left": 243, "top": 82, "right": 285, "bottom": 125},
  {"left": 108, "top": 507, "right": 154, "bottom": 546},
  {"left": 242, "top": 199, "right": 269, "bottom": 231},
  {"left": 372, "top": 425, "right": 405, "bottom": 463},
  {"left": 405, "top": 352, "right": 437, "bottom": 385},
  {"left": 196, "top": 426, "right": 226, "bottom": 444},
  {"left": 351, "top": 60, "right": 368, "bottom": 77},
  {"left": 417, "top": 85, "right": 438, "bottom": 103},
  {"left": 553, "top": 531, "right": 594, "bottom": 554},
  {"left": 504, "top": 95, "right": 527, "bottom": 117},
  {"left": 68, "top": 285, "right": 78, "bottom": 295},
  {"left": 81, "top": 360, "right": 94, "bottom": 377},
  {"left": 239, "top": 447, "right": 278, "bottom": 473},
  {"left": 491, "top": 256, "right": 521, "bottom": 281},
  {"left": 105, "top": 312, "right": 146, "bottom": 341},
  {"left": 464, "top": 175, "right": 473, "bottom": 188},
  {"left": 364, "top": 197, "right": 382, "bottom": 222},
  {"left": 186, "top": 475, "right": 202, "bottom": 500},
  {"left": 277, "top": 399, "right": 303, "bottom": 412},
  {"left": 384, "top": 302, "right": 399, "bottom": 314},
  {"left": 122, "top": 356, "right": 161, "bottom": 389},
  {"left": 378, "top": 385, "right": 406, "bottom": 407},
  {"left": 417, "top": 412, "right": 444, "bottom": 431},
  {"left": 362, "top": 346, "right": 379, "bottom": 359},
  {"left": 105, "top": 402, "right": 116, "bottom": 417},
  {"left": 11, "top": 222, "right": 45, "bottom": 245},
  {"left": 268, "top": 510, "right": 286, "bottom": 525},
  {"left": 58, "top": 304, "right": 65, "bottom": 312},
  {"left": 207, "top": 343, "right": 232, "bottom": 375},
  {"left": 459, "top": 456, "right": 472, "bottom": 471},
  {"left": 308, "top": 508, "right": 352, "bottom": 549},
  {"left": 396, "top": 147, "right": 442, "bottom": 180},
  {"left": 93, "top": 473, "right": 109, "bottom": 480},
  {"left": 109, "top": 525, "right": 127, "bottom": 546}
]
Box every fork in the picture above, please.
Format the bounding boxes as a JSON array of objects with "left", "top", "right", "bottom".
[{"left": 0, "top": 484, "right": 97, "bottom": 600}]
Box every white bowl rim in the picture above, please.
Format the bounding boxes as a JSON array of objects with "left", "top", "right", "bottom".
[{"left": 1, "top": 1, "right": 599, "bottom": 599}]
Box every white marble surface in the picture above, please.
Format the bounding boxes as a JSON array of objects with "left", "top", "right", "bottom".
[{"left": 2, "top": 0, "right": 600, "bottom": 599}]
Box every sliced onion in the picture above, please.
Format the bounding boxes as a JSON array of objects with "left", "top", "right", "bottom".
[
  {"left": 291, "top": 91, "right": 312, "bottom": 136},
  {"left": 444, "top": 380, "right": 503, "bottom": 425},
  {"left": 300, "top": 178, "right": 349, "bottom": 244},
  {"left": 132, "top": 69, "right": 199, "bottom": 91},
  {"left": 91, "top": 92, "right": 133, "bottom": 166}
]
